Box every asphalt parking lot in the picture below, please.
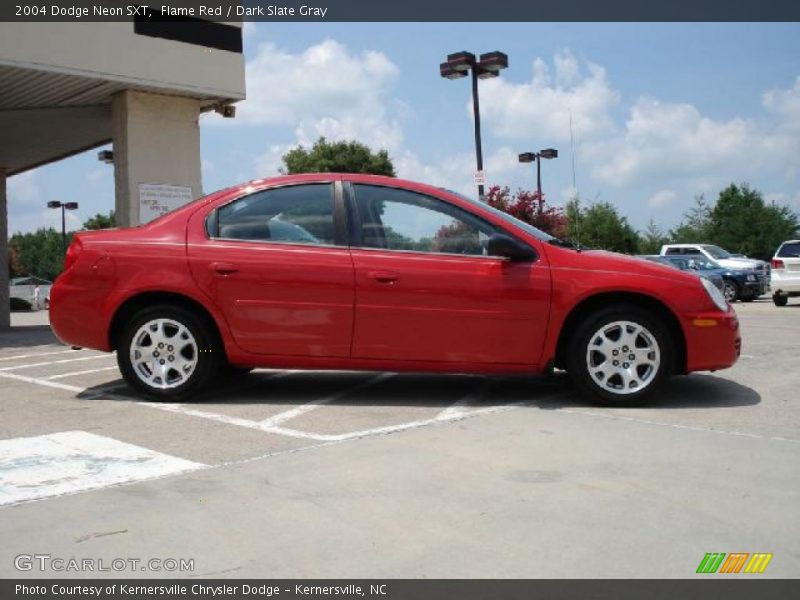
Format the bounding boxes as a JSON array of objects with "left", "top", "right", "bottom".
[{"left": 0, "top": 302, "right": 798, "bottom": 579}]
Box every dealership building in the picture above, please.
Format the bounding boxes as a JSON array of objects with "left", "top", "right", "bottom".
[{"left": 0, "top": 20, "right": 246, "bottom": 328}]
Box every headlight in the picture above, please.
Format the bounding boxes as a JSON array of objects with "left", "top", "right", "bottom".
[
  {"left": 701, "top": 277, "right": 728, "bottom": 312},
  {"left": 746, "top": 273, "right": 756, "bottom": 282}
]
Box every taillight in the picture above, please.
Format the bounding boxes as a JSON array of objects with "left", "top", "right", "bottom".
[
  {"left": 772, "top": 259, "right": 785, "bottom": 270},
  {"left": 64, "top": 237, "right": 83, "bottom": 271}
]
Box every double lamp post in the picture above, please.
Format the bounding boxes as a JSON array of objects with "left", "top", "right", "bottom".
[
  {"left": 47, "top": 200, "right": 79, "bottom": 252},
  {"left": 440, "top": 51, "right": 558, "bottom": 207}
]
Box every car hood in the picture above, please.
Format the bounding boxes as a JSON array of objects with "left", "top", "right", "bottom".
[
  {"left": 716, "top": 257, "right": 764, "bottom": 269},
  {"left": 558, "top": 249, "right": 701, "bottom": 283}
]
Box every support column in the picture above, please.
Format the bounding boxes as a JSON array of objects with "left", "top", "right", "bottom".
[
  {"left": 0, "top": 168, "right": 9, "bottom": 330},
  {"left": 111, "top": 90, "right": 203, "bottom": 227}
]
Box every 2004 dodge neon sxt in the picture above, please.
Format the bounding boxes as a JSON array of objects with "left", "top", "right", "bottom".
[{"left": 49, "top": 174, "right": 740, "bottom": 405}]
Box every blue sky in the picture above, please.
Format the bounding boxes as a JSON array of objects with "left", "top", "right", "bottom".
[{"left": 8, "top": 22, "right": 800, "bottom": 235}]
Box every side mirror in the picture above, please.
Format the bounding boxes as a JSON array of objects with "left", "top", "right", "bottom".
[{"left": 487, "top": 233, "right": 537, "bottom": 261}]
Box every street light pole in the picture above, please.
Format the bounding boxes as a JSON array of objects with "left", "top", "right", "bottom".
[
  {"left": 440, "top": 51, "right": 508, "bottom": 201},
  {"left": 519, "top": 148, "right": 558, "bottom": 214},
  {"left": 47, "top": 201, "right": 79, "bottom": 254},
  {"left": 470, "top": 66, "right": 484, "bottom": 199}
]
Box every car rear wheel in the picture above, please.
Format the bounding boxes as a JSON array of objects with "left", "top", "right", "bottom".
[
  {"left": 722, "top": 280, "right": 738, "bottom": 303},
  {"left": 117, "top": 305, "right": 221, "bottom": 401},
  {"left": 566, "top": 305, "right": 673, "bottom": 406},
  {"left": 773, "top": 292, "right": 788, "bottom": 307}
]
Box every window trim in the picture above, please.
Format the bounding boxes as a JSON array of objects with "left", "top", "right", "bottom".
[
  {"left": 205, "top": 181, "right": 348, "bottom": 248},
  {"left": 344, "top": 182, "right": 538, "bottom": 261}
]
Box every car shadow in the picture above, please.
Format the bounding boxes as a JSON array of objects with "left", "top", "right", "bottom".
[
  {"left": 78, "top": 370, "right": 760, "bottom": 411},
  {"left": 0, "top": 325, "right": 60, "bottom": 349}
]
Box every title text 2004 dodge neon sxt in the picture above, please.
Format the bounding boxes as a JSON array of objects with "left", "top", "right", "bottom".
[{"left": 49, "top": 174, "right": 740, "bottom": 406}]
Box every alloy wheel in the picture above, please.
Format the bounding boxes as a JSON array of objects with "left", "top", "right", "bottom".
[{"left": 585, "top": 320, "right": 661, "bottom": 396}]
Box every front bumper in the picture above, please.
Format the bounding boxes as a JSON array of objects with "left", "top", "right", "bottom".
[{"left": 684, "top": 309, "right": 741, "bottom": 373}]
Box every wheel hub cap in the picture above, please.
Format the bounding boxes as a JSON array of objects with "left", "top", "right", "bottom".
[
  {"left": 586, "top": 320, "right": 661, "bottom": 396},
  {"left": 130, "top": 318, "right": 198, "bottom": 389}
]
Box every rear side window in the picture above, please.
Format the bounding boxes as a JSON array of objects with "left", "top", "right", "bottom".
[
  {"left": 214, "top": 184, "right": 335, "bottom": 245},
  {"left": 777, "top": 242, "right": 800, "bottom": 258},
  {"left": 665, "top": 247, "right": 684, "bottom": 255}
]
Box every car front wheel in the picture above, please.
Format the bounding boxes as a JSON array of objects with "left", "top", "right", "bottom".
[
  {"left": 722, "top": 280, "right": 738, "bottom": 303},
  {"left": 117, "top": 305, "right": 220, "bottom": 401},
  {"left": 773, "top": 292, "right": 788, "bottom": 307},
  {"left": 566, "top": 305, "right": 672, "bottom": 406}
]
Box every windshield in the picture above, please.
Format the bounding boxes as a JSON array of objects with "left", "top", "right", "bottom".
[
  {"left": 442, "top": 189, "right": 556, "bottom": 242},
  {"left": 703, "top": 245, "right": 732, "bottom": 260}
]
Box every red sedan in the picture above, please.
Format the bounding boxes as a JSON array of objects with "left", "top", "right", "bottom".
[{"left": 49, "top": 174, "right": 740, "bottom": 405}]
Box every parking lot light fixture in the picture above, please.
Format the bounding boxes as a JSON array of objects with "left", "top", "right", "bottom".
[
  {"left": 46, "top": 200, "right": 79, "bottom": 253},
  {"left": 441, "top": 50, "right": 509, "bottom": 201},
  {"left": 518, "top": 149, "right": 558, "bottom": 214}
]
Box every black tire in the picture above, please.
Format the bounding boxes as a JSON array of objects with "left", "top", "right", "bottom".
[
  {"left": 565, "top": 304, "right": 674, "bottom": 407},
  {"left": 117, "top": 304, "right": 221, "bottom": 401},
  {"left": 773, "top": 293, "right": 788, "bottom": 307},
  {"left": 722, "top": 280, "right": 738, "bottom": 303}
]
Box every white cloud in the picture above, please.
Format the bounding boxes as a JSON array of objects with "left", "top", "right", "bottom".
[
  {"left": 648, "top": 189, "right": 677, "bottom": 209},
  {"left": 7, "top": 171, "right": 41, "bottom": 207},
  {"left": 763, "top": 76, "right": 800, "bottom": 130},
  {"left": 224, "top": 39, "right": 403, "bottom": 151},
  {"left": 583, "top": 95, "right": 799, "bottom": 188},
  {"left": 395, "top": 146, "right": 523, "bottom": 197},
  {"left": 479, "top": 50, "right": 620, "bottom": 142}
]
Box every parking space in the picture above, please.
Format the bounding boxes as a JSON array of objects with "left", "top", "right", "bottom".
[{"left": 0, "top": 304, "right": 798, "bottom": 577}]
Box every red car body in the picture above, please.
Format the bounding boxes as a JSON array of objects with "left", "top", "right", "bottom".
[{"left": 50, "top": 174, "right": 740, "bottom": 401}]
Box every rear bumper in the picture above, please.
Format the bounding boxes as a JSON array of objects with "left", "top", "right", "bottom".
[
  {"left": 771, "top": 271, "right": 800, "bottom": 295},
  {"left": 684, "top": 309, "right": 741, "bottom": 373},
  {"left": 49, "top": 275, "right": 113, "bottom": 352}
]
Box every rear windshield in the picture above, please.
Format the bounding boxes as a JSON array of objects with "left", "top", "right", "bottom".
[{"left": 777, "top": 242, "right": 800, "bottom": 258}]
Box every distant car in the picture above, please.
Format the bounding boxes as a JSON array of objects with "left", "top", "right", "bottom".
[
  {"left": 659, "top": 244, "right": 769, "bottom": 300},
  {"left": 639, "top": 255, "right": 724, "bottom": 294},
  {"left": 771, "top": 240, "right": 800, "bottom": 307},
  {"left": 49, "top": 174, "right": 741, "bottom": 406}
]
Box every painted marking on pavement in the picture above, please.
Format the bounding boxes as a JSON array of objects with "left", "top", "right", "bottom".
[
  {"left": 0, "top": 431, "right": 205, "bottom": 507},
  {"left": 46, "top": 366, "right": 120, "bottom": 380},
  {"left": 0, "top": 349, "right": 79, "bottom": 362},
  {"left": 259, "top": 372, "right": 393, "bottom": 427},
  {"left": 0, "top": 354, "right": 111, "bottom": 372}
]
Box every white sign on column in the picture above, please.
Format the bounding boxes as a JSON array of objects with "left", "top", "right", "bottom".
[{"left": 138, "top": 183, "right": 194, "bottom": 224}]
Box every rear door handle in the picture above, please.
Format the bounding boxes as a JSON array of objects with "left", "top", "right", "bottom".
[
  {"left": 368, "top": 270, "right": 399, "bottom": 284},
  {"left": 210, "top": 262, "right": 239, "bottom": 276}
]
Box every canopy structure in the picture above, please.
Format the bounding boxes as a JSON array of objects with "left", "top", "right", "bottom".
[{"left": 0, "top": 21, "right": 246, "bottom": 328}]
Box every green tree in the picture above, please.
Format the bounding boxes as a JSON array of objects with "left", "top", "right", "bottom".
[
  {"left": 669, "top": 194, "right": 713, "bottom": 243},
  {"left": 570, "top": 201, "right": 640, "bottom": 254},
  {"left": 8, "top": 228, "right": 72, "bottom": 281},
  {"left": 82, "top": 210, "right": 115, "bottom": 230},
  {"left": 707, "top": 184, "right": 798, "bottom": 260},
  {"left": 282, "top": 137, "right": 396, "bottom": 176},
  {"left": 639, "top": 218, "right": 669, "bottom": 254}
]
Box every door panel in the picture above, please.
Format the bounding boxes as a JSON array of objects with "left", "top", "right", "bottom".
[
  {"left": 348, "top": 184, "right": 551, "bottom": 365},
  {"left": 187, "top": 183, "right": 354, "bottom": 357}
]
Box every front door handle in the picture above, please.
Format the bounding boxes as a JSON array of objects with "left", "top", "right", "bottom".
[
  {"left": 210, "top": 262, "right": 239, "bottom": 276},
  {"left": 368, "top": 270, "right": 399, "bottom": 284}
]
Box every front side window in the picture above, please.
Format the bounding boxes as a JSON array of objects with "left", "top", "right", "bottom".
[
  {"left": 704, "top": 245, "right": 731, "bottom": 260},
  {"left": 352, "top": 185, "right": 502, "bottom": 256},
  {"left": 214, "top": 184, "right": 335, "bottom": 245}
]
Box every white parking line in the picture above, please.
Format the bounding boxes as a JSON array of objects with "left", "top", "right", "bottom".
[
  {"left": 0, "top": 349, "right": 78, "bottom": 362},
  {"left": 46, "top": 366, "right": 120, "bottom": 380},
  {"left": 259, "top": 372, "right": 393, "bottom": 427},
  {"left": 436, "top": 381, "right": 491, "bottom": 420},
  {"left": 0, "top": 354, "right": 111, "bottom": 372}
]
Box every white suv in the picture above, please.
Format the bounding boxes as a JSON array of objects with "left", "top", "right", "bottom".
[{"left": 772, "top": 240, "right": 800, "bottom": 306}]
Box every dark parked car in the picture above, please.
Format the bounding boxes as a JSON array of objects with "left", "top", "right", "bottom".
[{"left": 642, "top": 254, "right": 762, "bottom": 303}]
